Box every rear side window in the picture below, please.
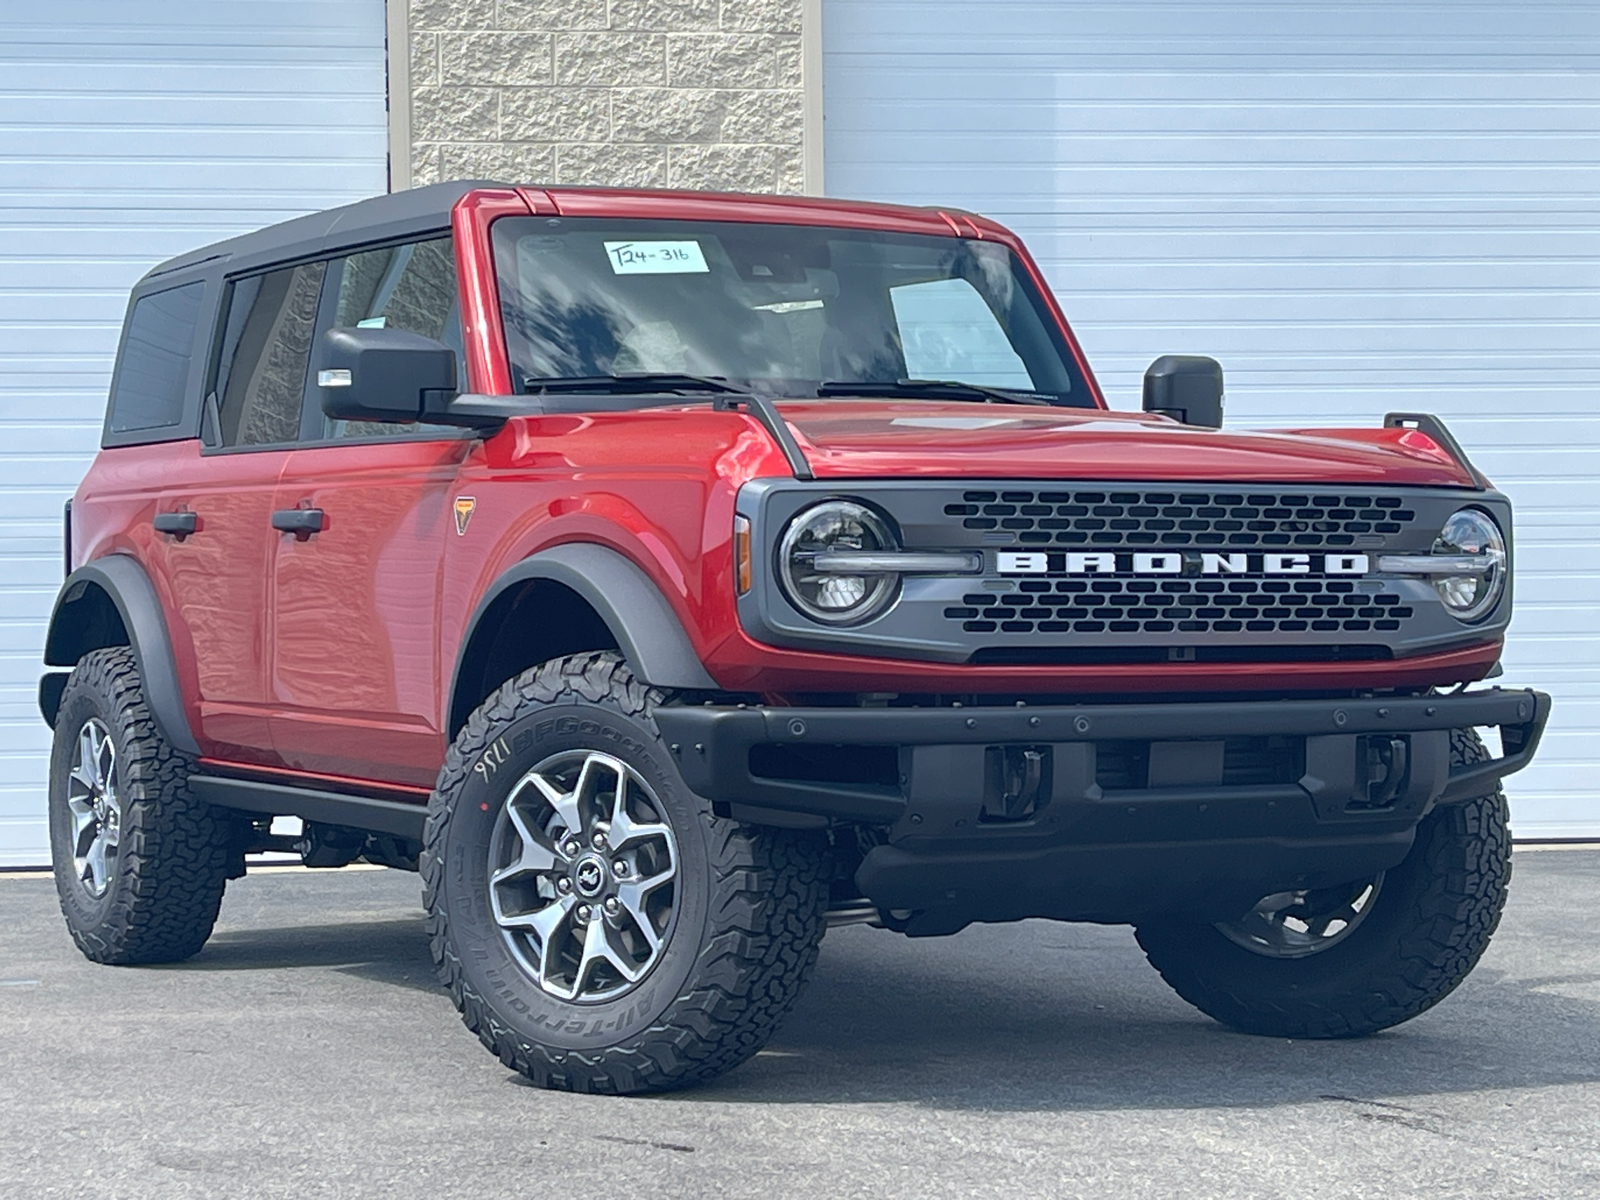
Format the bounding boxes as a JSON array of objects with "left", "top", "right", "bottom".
[
  {"left": 213, "top": 261, "right": 327, "bottom": 448},
  {"left": 107, "top": 281, "right": 205, "bottom": 433}
]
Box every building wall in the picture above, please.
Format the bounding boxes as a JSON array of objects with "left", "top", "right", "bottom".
[{"left": 405, "top": 0, "right": 808, "bottom": 194}]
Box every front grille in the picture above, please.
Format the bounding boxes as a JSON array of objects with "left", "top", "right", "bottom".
[
  {"left": 945, "top": 488, "right": 1415, "bottom": 547},
  {"left": 948, "top": 577, "right": 1416, "bottom": 638}
]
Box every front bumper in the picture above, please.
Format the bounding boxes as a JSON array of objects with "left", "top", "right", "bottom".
[{"left": 656, "top": 688, "right": 1549, "bottom": 929}]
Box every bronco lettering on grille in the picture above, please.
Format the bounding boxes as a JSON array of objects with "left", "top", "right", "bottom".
[{"left": 996, "top": 551, "right": 1371, "bottom": 576}]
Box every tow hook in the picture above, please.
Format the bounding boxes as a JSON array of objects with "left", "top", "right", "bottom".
[{"left": 984, "top": 746, "right": 1047, "bottom": 821}]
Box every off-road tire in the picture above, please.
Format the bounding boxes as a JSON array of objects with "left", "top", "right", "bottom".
[
  {"left": 422, "top": 651, "right": 830, "bottom": 1094},
  {"left": 1135, "top": 729, "right": 1510, "bottom": 1038},
  {"left": 49, "top": 647, "right": 231, "bottom": 964}
]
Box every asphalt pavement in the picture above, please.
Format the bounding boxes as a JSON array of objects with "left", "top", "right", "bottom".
[{"left": 2, "top": 847, "right": 1599, "bottom": 1200}]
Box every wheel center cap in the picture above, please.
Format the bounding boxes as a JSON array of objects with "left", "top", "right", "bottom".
[{"left": 573, "top": 855, "right": 607, "bottom": 898}]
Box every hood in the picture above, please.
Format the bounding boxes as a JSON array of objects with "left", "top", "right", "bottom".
[{"left": 773, "top": 401, "right": 1478, "bottom": 487}]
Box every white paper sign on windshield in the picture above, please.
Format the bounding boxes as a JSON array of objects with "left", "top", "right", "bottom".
[{"left": 603, "top": 240, "right": 709, "bottom": 275}]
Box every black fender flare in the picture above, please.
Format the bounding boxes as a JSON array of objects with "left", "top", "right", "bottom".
[
  {"left": 41, "top": 556, "right": 199, "bottom": 755},
  {"left": 449, "top": 543, "right": 719, "bottom": 731}
]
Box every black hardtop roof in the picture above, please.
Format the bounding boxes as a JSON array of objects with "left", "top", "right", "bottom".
[
  {"left": 142, "top": 180, "right": 493, "bottom": 286},
  {"left": 137, "top": 181, "right": 972, "bottom": 293}
]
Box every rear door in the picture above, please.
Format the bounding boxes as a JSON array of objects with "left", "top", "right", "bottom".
[
  {"left": 141, "top": 263, "right": 327, "bottom": 763},
  {"left": 267, "top": 236, "right": 473, "bottom": 788}
]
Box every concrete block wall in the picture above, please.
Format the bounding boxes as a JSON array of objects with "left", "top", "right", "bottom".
[{"left": 406, "top": 0, "right": 807, "bottom": 194}]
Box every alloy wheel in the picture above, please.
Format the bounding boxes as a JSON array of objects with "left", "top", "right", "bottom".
[
  {"left": 65, "top": 718, "right": 120, "bottom": 899},
  {"left": 487, "top": 750, "right": 679, "bottom": 1002},
  {"left": 1215, "top": 874, "right": 1385, "bottom": 959}
]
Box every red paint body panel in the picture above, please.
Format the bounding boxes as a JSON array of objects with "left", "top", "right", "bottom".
[
  {"left": 268, "top": 437, "right": 475, "bottom": 788},
  {"left": 771, "top": 402, "right": 1479, "bottom": 486},
  {"left": 75, "top": 441, "right": 287, "bottom": 764},
  {"left": 69, "top": 188, "right": 1503, "bottom": 794}
]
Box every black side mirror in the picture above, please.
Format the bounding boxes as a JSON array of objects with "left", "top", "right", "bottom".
[
  {"left": 317, "top": 326, "right": 458, "bottom": 424},
  {"left": 1142, "top": 355, "right": 1224, "bottom": 429}
]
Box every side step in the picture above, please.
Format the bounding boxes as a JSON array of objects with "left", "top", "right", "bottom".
[{"left": 190, "top": 775, "right": 427, "bottom": 841}]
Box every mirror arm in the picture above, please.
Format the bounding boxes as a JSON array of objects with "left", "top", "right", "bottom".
[{"left": 421, "top": 391, "right": 527, "bottom": 433}]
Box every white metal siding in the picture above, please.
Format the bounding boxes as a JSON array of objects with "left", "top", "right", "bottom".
[
  {"left": 0, "top": 2, "right": 388, "bottom": 865},
  {"left": 824, "top": 0, "right": 1600, "bottom": 837}
]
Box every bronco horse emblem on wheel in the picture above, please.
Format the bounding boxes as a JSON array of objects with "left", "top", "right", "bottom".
[{"left": 40, "top": 183, "right": 1547, "bottom": 1093}]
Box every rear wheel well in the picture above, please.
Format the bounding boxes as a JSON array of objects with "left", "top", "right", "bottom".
[
  {"left": 46, "top": 581, "right": 130, "bottom": 667},
  {"left": 449, "top": 580, "right": 619, "bottom": 737}
]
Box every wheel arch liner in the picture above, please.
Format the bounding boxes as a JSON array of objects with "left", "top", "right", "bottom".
[
  {"left": 450, "top": 543, "right": 718, "bottom": 732},
  {"left": 41, "top": 556, "right": 199, "bottom": 754}
]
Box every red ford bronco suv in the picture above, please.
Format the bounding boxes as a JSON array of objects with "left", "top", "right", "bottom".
[{"left": 42, "top": 182, "right": 1548, "bottom": 1093}]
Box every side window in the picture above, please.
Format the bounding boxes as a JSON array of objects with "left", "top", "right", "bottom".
[
  {"left": 889, "top": 277, "right": 1033, "bottom": 390},
  {"left": 108, "top": 281, "right": 205, "bottom": 433},
  {"left": 213, "top": 261, "right": 326, "bottom": 448},
  {"left": 323, "top": 236, "right": 463, "bottom": 440}
]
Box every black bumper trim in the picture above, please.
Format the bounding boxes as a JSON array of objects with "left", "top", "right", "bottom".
[{"left": 655, "top": 688, "right": 1549, "bottom": 824}]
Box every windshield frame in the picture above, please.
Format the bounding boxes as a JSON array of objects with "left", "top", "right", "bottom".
[{"left": 487, "top": 214, "right": 1099, "bottom": 408}]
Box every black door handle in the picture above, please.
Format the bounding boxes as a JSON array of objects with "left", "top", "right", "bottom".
[
  {"left": 271, "top": 508, "right": 325, "bottom": 539},
  {"left": 153, "top": 511, "right": 197, "bottom": 538}
]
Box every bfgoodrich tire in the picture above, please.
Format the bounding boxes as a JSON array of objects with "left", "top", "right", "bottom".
[
  {"left": 48, "top": 647, "right": 232, "bottom": 964},
  {"left": 1135, "top": 730, "right": 1510, "bottom": 1039},
  {"left": 422, "top": 652, "right": 830, "bottom": 1094}
]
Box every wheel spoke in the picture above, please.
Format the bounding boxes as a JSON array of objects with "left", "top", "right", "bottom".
[
  {"left": 615, "top": 881, "right": 664, "bottom": 952},
  {"left": 66, "top": 795, "right": 95, "bottom": 842},
  {"left": 523, "top": 771, "right": 584, "bottom": 841},
  {"left": 573, "top": 915, "right": 643, "bottom": 993},
  {"left": 490, "top": 800, "right": 558, "bottom": 886},
  {"left": 83, "top": 832, "right": 108, "bottom": 894},
  {"left": 78, "top": 724, "right": 99, "bottom": 788},
  {"left": 607, "top": 805, "right": 672, "bottom": 853},
  {"left": 96, "top": 734, "right": 115, "bottom": 795},
  {"left": 573, "top": 753, "right": 624, "bottom": 826}
]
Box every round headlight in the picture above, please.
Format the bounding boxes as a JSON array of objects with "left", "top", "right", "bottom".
[
  {"left": 778, "top": 501, "right": 901, "bottom": 625},
  {"left": 1432, "top": 508, "right": 1506, "bottom": 622}
]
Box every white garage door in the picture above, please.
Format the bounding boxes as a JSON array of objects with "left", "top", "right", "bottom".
[
  {"left": 0, "top": 2, "right": 389, "bottom": 865},
  {"left": 825, "top": 1, "right": 1600, "bottom": 837}
]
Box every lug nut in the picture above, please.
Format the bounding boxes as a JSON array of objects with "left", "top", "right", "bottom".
[
  {"left": 612, "top": 859, "right": 629, "bottom": 876},
  {"left": 576, "top": 904, "right": 592, "bottom": 922},
  {"left": 557, "top": 877, "right": 573, "bottom": 894},
  {"left": 604, "top": 897, "right": 620, "bottom": 915},
  {"left": 591, "top": 831, "right": 608, "bottom": 850},
  {"left": 563, "top": 839, "right": 581, "bottom": 857}
]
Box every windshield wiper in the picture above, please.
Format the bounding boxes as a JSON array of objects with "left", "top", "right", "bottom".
[
  {"left": 521, "top": 373, "right": 747, "bottom": 396},
  {"left": 817, "top": 378, "right": 1056, "bottom": 406}
]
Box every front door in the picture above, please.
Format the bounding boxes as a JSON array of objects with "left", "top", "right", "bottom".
[
  {"left": 268, "top": 439, "right": 468, "bottom": 787},
  {"left": 266, "top": 235, "right": 471, "bottom": 788}
]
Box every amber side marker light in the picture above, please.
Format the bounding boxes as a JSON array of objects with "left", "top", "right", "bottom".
[{"left": 734, "top": 515, "right": 752, "bottom": 595}]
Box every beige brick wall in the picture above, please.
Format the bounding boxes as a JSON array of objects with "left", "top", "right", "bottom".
[{"left": 406, "top": 0, "right": 807, "bottom": 194}]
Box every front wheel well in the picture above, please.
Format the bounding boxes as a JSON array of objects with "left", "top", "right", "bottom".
[{"left": 449, "top": 579, "right": 619, "bottom": 737}]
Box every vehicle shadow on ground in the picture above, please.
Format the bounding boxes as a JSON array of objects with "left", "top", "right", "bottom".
[
  {"left": 163, "top": 918, "right": 442, "bottom": 996},
  {"left": 139, "top": 874, "right": 1600, "bottom": 1116},
  {"left": 677, "top": 923, "right": 1600, "bottom": 1113}
]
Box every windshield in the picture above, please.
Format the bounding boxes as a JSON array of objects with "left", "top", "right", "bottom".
[{"left": 491, "top": 217, "right": 1091, "bottom": 404}]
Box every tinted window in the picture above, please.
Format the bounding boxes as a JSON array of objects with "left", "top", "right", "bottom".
[
  {"left": 323, "top": 237, "right": 463, "bottom": 439},
  {"left": 108, "top": 281, "right": 205, "bottom": 433},
  {"left": 213, "top": 261, "right": 326, "bottom": 448}
]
